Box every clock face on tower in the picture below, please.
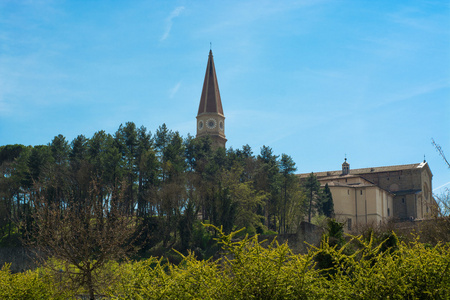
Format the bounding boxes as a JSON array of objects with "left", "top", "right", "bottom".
[
  {"left": 206, "top": 118, "right": 217, "bottom": 129},
  {"left": 219, "top": 121, "right": 224, "bottom": 131},
  {"left": 198, "top": 120, "right": 204, "bottom": 130}
]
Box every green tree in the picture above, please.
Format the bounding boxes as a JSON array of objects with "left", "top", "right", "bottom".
[
  {"left": 302, "top": 172, "right": 321, "bottom": 223},
  {"left": 69, "top": 135, "right": 88, "bottom": 172},
  {"left": 88, "top": 130, "right": 122, "bottom": 190},
  {"left": 279, "top": 154, "right": 297, "bottom": 233},
  {"left": 224, "top": 165, "right": 267, "bottom": 233},
  {"left": 153, "top": 126, "right": 187, "bottom": 247},
  {"left": 162, "top": 131, "right": 187, "bottom": 246},
  {"left": 47, "top": 135, "right": 71, "bottom": 209},
  {"left": 0, "top": 145, "right": 31, "bottom": 243},
  {"left": 320, "top": 183, "right": 334, "bottom": 218},
  {"left": 181, "top": 136, "right": 214, "bottom": 248},
  {"left": 28, "top": 145, "right": 52, "bottom": 183},
  {"left": 115, "top": 122, "right": 139, "bottom": 214},
  {"left": 233, "top": 144, "right": 256, "bottom": 183},
  {"left": 255, "top": 146, "right": 280, "bottom": 231},
  {"left": 136, "top": 125, "right": 154, "bottom": 218}
]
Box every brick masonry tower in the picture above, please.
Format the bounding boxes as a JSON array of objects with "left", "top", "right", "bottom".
[{"left": 196, "top": 50, "right": 227, "bottom": 148}]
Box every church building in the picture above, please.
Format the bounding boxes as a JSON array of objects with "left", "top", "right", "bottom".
[
  {"left": 298, "top": 159, "right": 437, "bottom": 231},
  {"left": 196, "top": 50, "right": 227, "bottom": 148}
]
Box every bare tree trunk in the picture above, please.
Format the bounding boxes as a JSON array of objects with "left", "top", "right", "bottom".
[
  {"left": 308, "top": 189, "right": 313, "bottom": 223},
  {"left": 86, "top": 263, "right": 95, "bottom": 300}
]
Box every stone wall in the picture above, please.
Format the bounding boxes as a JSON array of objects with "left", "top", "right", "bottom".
[{"left": 259, "top": 222, "right": 324, "bottom": 254}]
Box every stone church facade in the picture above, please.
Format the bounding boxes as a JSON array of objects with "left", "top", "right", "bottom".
[{"left": 299, "top": 160, "right": 437, "bottom": 231}]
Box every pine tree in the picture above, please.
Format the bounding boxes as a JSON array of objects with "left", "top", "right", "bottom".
[
  {"left": 279, "top": 154, "right": 297, "bottom": 233},
  {"left": 302, "top": 172, "right": 321, "bottom": 223},
  {"left": 321, "top": 183, "right": 334, "bottom": 218},
  {"left": 255, "top": 146, "right": 280, "bottom": 231}
]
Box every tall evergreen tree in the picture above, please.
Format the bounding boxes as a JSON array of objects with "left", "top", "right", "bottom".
[
  {"left": 50, "top": 134, "right": 70, "bottom": 166},
  {"left": 136, "top": 125, "right": 154, "bottom": 218},
  {"left": 0, "top": 145, "right": 31, "bottom": 242},
  {"left": 320, "top": 183, "right": 334, "bottom": 218},
  {"left": 48, "top": 135, "right": 71, "bottom": 209},
  {"left": 115, "top": 122, "right": 139, "bottom": 214},
  {"left": 70, "top": 135, "right": 88, "bottom": 164},
  {"left": 255, "top": 146, "right": 280, "bottom": 231},
  {"left": 279, "top": 154, "right": 297, "bottom": 233},
  {"left": 302, "top": 172, "right": 321, "bottom": 223}
]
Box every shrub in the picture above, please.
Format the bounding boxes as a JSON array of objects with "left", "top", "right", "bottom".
[
  {"left": 0, "top": 263, "right": 69, "bottom": 300},
  {"left": 107, "top": 226, "right": 450, "bottom": 299},
  {"left": 107, "top": 226, "right": 325, "bottom": 299},
  {"left": 4, "top": 226, "right": 450, "bottom": 299}
]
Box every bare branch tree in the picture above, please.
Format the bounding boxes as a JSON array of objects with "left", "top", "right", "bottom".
[
  {"left": 432, "top": 138, "right": 450, "bottom": 168},
  {"left": 28, "top": 180, "right": 139, "bottom": 299}
]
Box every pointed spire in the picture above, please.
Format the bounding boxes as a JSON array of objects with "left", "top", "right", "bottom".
[
  {"left": 196, "top": 50, "right": 226, "bottom": 148},
  {"left": 197, "top": 50, "right": 224, "bottom": 116}
]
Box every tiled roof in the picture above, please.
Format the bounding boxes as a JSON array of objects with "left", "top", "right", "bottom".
[
  {"left": 197, "top": 50, "right": 224, "bottom": 116},
  {"left": 298, "top": 162, "right": 427, "bottom": 178}
]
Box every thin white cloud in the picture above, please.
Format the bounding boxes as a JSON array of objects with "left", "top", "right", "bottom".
[
  {"left": 160, "top": 6, "right": 185, "bottom": 41},
  {"left": 169, "top": 81, "right": 181, "bottom": 98},
  {"left": 433, "top": 181, "right": 450, "bottom": 192}
]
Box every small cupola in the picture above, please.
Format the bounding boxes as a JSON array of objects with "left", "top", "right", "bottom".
[{"left": 342, "top": 158, "right": 350, "bottom": 175}]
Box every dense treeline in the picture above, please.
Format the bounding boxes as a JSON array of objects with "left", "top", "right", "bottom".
[{"left": 0, "top": 122, "right": 332, "bottom": 253}]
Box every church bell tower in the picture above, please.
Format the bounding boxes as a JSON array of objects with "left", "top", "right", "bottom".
[{"left": 196, "top": 50, "right": 227, "bottom": 148}]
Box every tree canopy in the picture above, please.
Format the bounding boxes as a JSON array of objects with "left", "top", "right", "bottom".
[{"left": 0, "top": 122, "right": 335, "bottom": 254}]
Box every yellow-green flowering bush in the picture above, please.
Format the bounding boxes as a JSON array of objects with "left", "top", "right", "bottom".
[
  {"left": 0, "top": 263, "right": 66, "bottom": 300},
  {"left": 2, "top": 227, "right": 449, "bottom": 299},
  {"left": 316, "top": 234, "right": 450, "bottom": 299},
  {"left": 106, "top": 227, "right": 450, "bottom": 300}
]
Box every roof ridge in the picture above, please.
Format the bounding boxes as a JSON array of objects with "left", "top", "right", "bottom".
[{"left": 297, "top": 162, "right": 425, "bottom": 176}]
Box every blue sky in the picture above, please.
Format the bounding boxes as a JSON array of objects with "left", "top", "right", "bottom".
[{"left": 0, "top": 0, "right": 449, "bottom": 194}]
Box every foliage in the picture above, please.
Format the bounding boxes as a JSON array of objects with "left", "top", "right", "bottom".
[
  {"left": 320, "top": 183, "right": 334, "bottom": 218},
  {"left": 278, "top": 154, "right": 300, "bottom": 234},
  {"left": 105, "top": 225, "right": 323, "bottom": 299},
  {"left": 103, "top": 225, "right": 450, "bottom": 299},
  {"left": 313, "top": 219, "right": 346, "bottom": 278},
  {"left": 1, "top": 224, "right": 450, "bottom": 299},
  {"left": 0, "top": 123, "right": 308, "bottom": 254},
  {"left": 302, "top": 172, "right": 321, "bottom": 223},
  {"left": 0, "top": 263, "right": 69, "bottom": 300}
]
